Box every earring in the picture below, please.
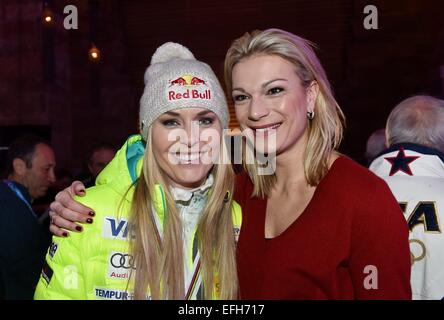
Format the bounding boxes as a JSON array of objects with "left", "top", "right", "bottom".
[{"left": 307, "top": 110, "right": 315, "bottom": 120}]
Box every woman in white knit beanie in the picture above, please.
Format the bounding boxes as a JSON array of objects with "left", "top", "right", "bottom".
[{"left": 36, "top": 42, "right": 240, "bottom": 300}]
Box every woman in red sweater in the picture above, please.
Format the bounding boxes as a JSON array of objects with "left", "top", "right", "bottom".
[
  {"left": 48, "top": 29, "right": 411, "bottom": 300},
  {"left": 224, "top": 28, "right": 411, "bottom": 299}
]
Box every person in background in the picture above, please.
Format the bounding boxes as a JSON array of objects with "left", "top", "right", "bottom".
[
  {"left": 365, "top": 128, "right": 386, "bottom": 166},
  {"left": 370, "top": 95, "right": 444, "bottom": 300},
  {"left": 0, "top": 134, "right": 55, "bottom": 299},
  {"left": 80, "top": 143, "right": 116, "bottom": 188}
]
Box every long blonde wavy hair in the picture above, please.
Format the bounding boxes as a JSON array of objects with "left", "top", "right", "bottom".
[
  {"left": 128, "top": 127, "right": 238, "bottom": 300},
  {"left": 224, "top": 28, "right": 345, "bottom": 197}
]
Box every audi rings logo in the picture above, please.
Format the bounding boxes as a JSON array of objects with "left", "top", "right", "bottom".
[
  {"left": 108, "top": 251, "right": 136, "bottom": 280},
  {"left": 110, "top": 253, "right": 136, "bottom": 269}
]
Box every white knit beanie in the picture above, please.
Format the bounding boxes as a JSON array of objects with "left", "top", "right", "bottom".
[{"left": 139, "top": 42, "right": 229, "bottom": 139}]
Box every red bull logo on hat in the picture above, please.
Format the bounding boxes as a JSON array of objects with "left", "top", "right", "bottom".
[
  {"left": 167, "top": 74, "right": 211, "bottom": 101},
  {"left": 169, "top": 75, "right": 207, "bottom": 87},
  {"left": 169, "top": 77, "right": 187, "bottom": 86},
  {"left": 190, "top": 77, "right": 206, "bottom": 85}
]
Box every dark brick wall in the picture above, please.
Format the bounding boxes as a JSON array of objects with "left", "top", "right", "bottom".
[
  {"left": 0, "top": 0, "right": 135, "bottom": 174},
  {"left": 1, "top": 0, "right": 443, "bottom": 172},
  {"left": 118, "top": 0, "right": 444, "bottom": 163}
]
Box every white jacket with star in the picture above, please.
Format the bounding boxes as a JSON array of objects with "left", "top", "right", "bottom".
[{"left": 369, "top": 143, "right": 444, "bottom": 300}]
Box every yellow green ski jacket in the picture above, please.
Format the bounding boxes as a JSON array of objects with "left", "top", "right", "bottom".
[{"left": 34, "top": 135, "right": 242, "bottom": 300}]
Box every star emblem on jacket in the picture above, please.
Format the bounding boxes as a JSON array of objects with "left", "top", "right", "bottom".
[{"left": 384, "top": 147, "right": 420, "bottom": 176}]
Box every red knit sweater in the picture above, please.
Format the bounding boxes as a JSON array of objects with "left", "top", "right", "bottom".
[{"left": 234, "top": 156, "right": 412, "bottom": 299}]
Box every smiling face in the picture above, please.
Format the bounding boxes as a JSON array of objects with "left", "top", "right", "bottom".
[
  {"left": 231, "top": 54, "right": 318, "bottom": 156},
  {"left": 151, "top": 107, "right": 222, "bottom": 189}
]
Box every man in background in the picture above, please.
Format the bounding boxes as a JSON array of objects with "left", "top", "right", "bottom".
[
  {"left": 0, "top": 135, "right": 56, "bottom": 299},
  {"left": 370, "top": 95, "right": 444, "bottom": 300},
  {"left": 81, "top": 143, "right": 115, "bottom": 188},
  {"left": 365, "top": 128, "right": 386, "bottom": 166}
]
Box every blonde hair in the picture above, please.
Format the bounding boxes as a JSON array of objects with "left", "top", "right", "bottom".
[
  {"left": 129, "top": 128, "right": 238, "bottom": 299},
  {"left": 224, "top": 28, "right": 345, "bottom": 196}
]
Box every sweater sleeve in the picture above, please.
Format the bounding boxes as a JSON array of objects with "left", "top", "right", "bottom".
[
  {"left": 34, "top": 230, "right": 87, "bottom": 300},
  {"left": 34, "top": 210, "right": 87, "bottom": 300},
  {"left": 348, "top": 179, "right": 412, "bottom": 299}
]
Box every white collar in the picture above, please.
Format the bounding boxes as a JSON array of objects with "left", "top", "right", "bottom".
[
  {"left": 170, "top": 174, "right": 214, "bottom": 202},
  {"left": 370, "top": 148, "right": 444, "bottom": 178}
]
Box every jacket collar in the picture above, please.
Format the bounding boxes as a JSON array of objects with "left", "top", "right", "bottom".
[
  {"left": 170, "top": 174, "right": 214, "bottom": 203},
  {"left": 3, "top": 180, "right": 33, "bottom": 203},
  {"left": 377, "top": 143, "right": 444, "bottom": 163},
  {"left": 370, "top": 143, "right": 444, "bottom": 178}
]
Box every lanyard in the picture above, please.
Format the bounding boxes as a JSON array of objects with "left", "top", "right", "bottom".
[
  {"left": 3, "top": 180, "right": 37, "bottom": 219},
  {"left": 152, "top": 217, "right": 202, "bottom": 300},
  {"left": 185, "top": 253, "right": 202, "bottom": 300}
]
